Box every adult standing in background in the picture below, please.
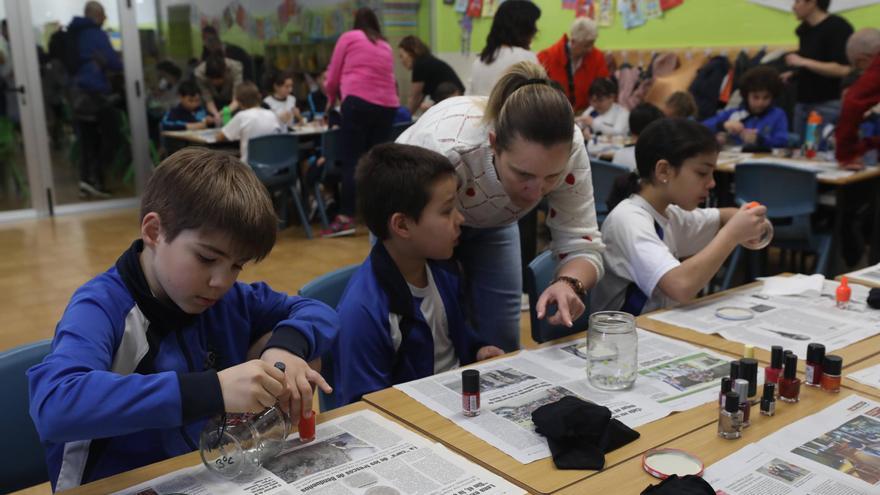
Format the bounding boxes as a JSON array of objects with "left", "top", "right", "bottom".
[
  {"left": 398, "top": 35, "right": 464, "bottom": 115},
  {"left": 538, "top": 17, "right": 609, "bottom": 114},
  {"left": 835, "top": 28, "right": 880, "bottom": 168},
  {"left": 321, "top": 7, "right": 399, "bottom": 237},
  {"left": 200, "top": 26, "right": 254, "bottom": 82},
  {"left": 782, "top": 0, "right": 853, "bottom": 139},
  {"left": 397, "top": 62, "right": 605, "bottom": 352},
  {"left": 468, "top": 0, "right": 541, "bottom": 96},
  {"left": 194, "top": 41, "right": 243, "bottom": 123}
]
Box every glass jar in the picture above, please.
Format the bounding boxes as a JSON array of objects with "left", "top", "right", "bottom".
[
  {"left": 742, "top": 219, "right": 774, "bottom": 250},
  {"left": 199, "top": 406, "right": 291, "bottom": 479},
  {"left": 587, "top": 311, "right": 638, "bottom": 390}
]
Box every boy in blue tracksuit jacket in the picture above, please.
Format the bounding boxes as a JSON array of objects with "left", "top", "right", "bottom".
[
  {"left": 28, "top": 148, "right": 339, "bottom": 491},
  {"left": 702, "top": 66, "right": 789, "bottom": 149},
  {"left": 332, "top": 144, "right": 504, "bottom": 407},
  {"left": 160, "top": 80, "right": 214, "bottom": 131}
]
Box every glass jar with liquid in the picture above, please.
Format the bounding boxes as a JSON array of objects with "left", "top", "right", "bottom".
[
  {"left": 200, "top": 406, "right": 291, "bottom": 479},
  {"left": 587, "top": 311, "right": 638, "bottom": 390}
]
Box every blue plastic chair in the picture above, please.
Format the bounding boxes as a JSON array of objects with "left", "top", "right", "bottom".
[
  {"left": 721, "top": 161, "right": 831, "bottom": 289},
  {"left": 298, "top": 264, "right": 359, "bottom": 412},
  {"left": 389, "top": 121, "right": 413, "bottom": 143},
  {"left": 0, "top": 340, "right": 51, "bottom": 493},
  {"left": 248, "top": 134, "right": 313, "bottom": 238},
  {"left": 525, "top": 251, "right": 590, "bottom": 344},
  {"left": 591, "top": 159, "right": 630, "bottom": 225}
]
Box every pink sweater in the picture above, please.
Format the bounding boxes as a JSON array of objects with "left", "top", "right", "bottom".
[{"left": 324, "top": 30, "right": 399, "bottom": 109}]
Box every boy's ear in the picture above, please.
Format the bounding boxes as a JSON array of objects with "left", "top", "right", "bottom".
[
  {"left": 141, "top": 212, "right": 163, "bottom": 248},
  {"left": 488, "top": 131, "right": 497, "bottom": 152},
  {"left": 388, "top": 212, "right": 412, "bottom": 239},
  {"left": 655, "top": 159, "right": 672, "bottom": 183}
]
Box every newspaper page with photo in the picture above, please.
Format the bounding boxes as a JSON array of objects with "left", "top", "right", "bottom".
[
  {"left": 648, "top": 277, "right": 880, "bottom": 357},
  {"left": 705, "top": 395, "right": 880, "bottom": 494},
  {"left": 111, "top": 410, "right": 524, "bottom": 495},
  {"left": 524, "top": 329, "right": 740, "bottom": 412},
  {"left": 395, "top": 352, "right": 670, "bottom": 464},
  {"left": 849, "top": 364, "right": 880, "bottom": 391}
]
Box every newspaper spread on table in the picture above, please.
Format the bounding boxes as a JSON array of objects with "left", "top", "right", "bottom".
[
  {"left": 110, "top": 410, "right": 524, "bottom": 495},
  {"left": 845, "top": 263, "right": 880, "bottom": 288},
  {"left": 849, "top": 364, "right": 880, "bottom": 392},
  {"left": 647, "top": 277, "right": 880, "bottom": 358},
  {"left": 704, "top": 395, "right": 880, "bottom": 494},
  {"left": 396, "top": 329, "right": 736, "bottom": 464}
]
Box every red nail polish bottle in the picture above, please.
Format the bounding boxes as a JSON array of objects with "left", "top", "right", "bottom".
[
  {"left": 298, "top": 407, "right": 315, "bottom": 443},
  {"left": 805, "top": 343, "right": 825, "bottom": 388},
  {"left": 764, "top": 345, "right": 784, "bottom": 385},
  {"left": 462, "top": 369, "right": 481, "bottom": 416},
  {"left": 779, "top": 354, "right": 801, "bottom": 403}
]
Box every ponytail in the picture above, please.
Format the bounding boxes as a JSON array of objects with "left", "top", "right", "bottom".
[
  {"left": 483, "top": 61, "right": 574, "bottom": 151},
  {"left": 607, "top": 172, "right": 640, "bottom": 211}
]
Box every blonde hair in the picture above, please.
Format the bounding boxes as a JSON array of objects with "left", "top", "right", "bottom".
[
  {"left": 664, "top": 91, "right": 697, "bottom": 119},
  {"left": 570, "top": 17, "right": 598, "bottom": 42},
  {"left": 141, "top": 148, "right": 277, "bottom": 261},
  {"left": 483, "top": 61, "right": 574, "bottom": 151}
]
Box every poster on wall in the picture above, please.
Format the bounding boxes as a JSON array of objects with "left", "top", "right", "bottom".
[
  {"left": 597, "top": 0, "right": 615, "bottom": 26},
  {"left": 748, "top": 0, "right": 880, "bottom": 13},
  {"left": 563, "top": 0, "right": 578, "bottom": 9},
  {"left": 576, "top": 0, "right": 596, "bottom": 18},
  {"left": 466, "top": 0, "right": 483, "bottom": 17},
  {"left": 482, "top": 0, "right": 498, "bottom": 17},
  {"left": 660, "top": 0, "right": 683, "bottom": 10},
  {"left": 455, "top": 0, "right": 468, "bottom": 13},
  {"left": 619, "top": 0, "right": 647, "bottom": 29},
  {"left": 644, "top": 0, "right": 662, "bottom": 17}
]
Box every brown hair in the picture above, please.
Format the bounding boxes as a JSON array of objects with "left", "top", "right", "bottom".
[
  {"left": 141, "top": 148, "right": 277, "bottom": 261},
  {"left": 738, "top": 65, "right": 783, "bottom": 100},
  {"left": 398, "top": 35, "right": 430, "bottom": 58},
  {"left": 664, "top": 91, "right": 697, "bottom": 119},
  {"left": 235, "top": 81, "right": 262, "bottom": 109},
  {"left": 483, "top": 61, "right": 574, "bottom": 151},
  {"left": 353, "top": 7, "right": 383, "bottom": 43}
]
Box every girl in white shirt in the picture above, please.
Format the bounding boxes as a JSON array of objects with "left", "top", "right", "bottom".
[
  {"left": 592, "top": 118, "right": 769, "bottom": 315},
  {"left": 398, "top": 61, "right": 604, "bottom": 352},
  {"left": 263, "top": 70, "right": 302, "bottom": 128},
  {"left": 469, "top": 1, "right": 541, "bottom": 96},
  {"left": 577, "top": 78, "right": 629, "bottom": 138}
]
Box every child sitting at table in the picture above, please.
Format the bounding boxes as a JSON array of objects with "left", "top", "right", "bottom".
[
  {"left": 160, "top": 80, "right": 214, "bottom": 131},
  {"left": 701, "top": 66, "right": 789, "bottom": 149},
  {"left": 216, "top": 81, "right": 283, "bottom": 163},
  {"left": 332, "top": 143, "right": 504, "bottom": 407},
  {"left": 663, "top": 91, "right": 698, "bottom": 119},
  {"left": 612, "top": 103, "right": 665, "bottom": 171},
  {"left": 28, "top": 148, "right": 338, "bottom": 491},
  {"left": 576, "top": 78, "right": 629, "bottom": 138},
  {"left": 592, "top": 118, "right": 769, "bottom": 316},
  {"left": 263, "top": 69, "right": 303, "bottom": 128}
]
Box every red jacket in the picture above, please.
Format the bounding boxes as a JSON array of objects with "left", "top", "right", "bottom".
[
  {"left": 835, "top": 54, "right": 880, "bottom": 163},
  {"left": 538, "top": 35, "right": 609, "bottom": 114}
]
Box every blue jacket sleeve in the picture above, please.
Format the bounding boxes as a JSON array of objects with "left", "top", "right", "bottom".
[
  {"left": 242, "top": 282, "right": 340, "bottom": 361},
  {"left": 90, "top": 28, "right": 122, "bottom": 72},
  {"left": 334, "top": 300, "right": 395, "bottom": 406},
  {"left": 757, "top": 108, "right": 790, "bottom": 148},
  {"left": 701, "top": 109, "right": 735, "bottom": 133},
  {"left": 28, "top": 297, "right": 189, "bottom": 444},
  {"left": 160, "top": 110, "right": 188, "bottom": 131}
]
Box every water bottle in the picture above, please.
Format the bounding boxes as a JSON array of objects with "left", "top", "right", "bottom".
[
  {"left": 804, "top": 111, "right": 822, "bottom": 159},
  {"left": 587, "top": 311, "right": 638, "bottom": 391},
  {"left": 221, "top": 105, "right": 232, "bottom": 126}
]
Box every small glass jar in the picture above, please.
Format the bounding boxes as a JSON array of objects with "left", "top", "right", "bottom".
[
  {"left": 742, "top": 219, "right": 774, "bottom": 250},
  {"left": 200, "top": 406, "right": 291, "bottom": 479},
  {"left": 587, "top": 311, "right": 638, "bottom": 391}
]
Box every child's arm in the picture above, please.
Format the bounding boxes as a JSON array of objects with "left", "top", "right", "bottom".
[
  {"left": 757, "top": 109, "right": 790, "bottom": 148},
  {"left": 701, "top": 109, "right": 736, "bottom": 133},
  {"left": 333, "top": 301, "right": 395, "bottom": 406},
  {"left": 657, "top": 204, "right": 766, "bottom": 302}
]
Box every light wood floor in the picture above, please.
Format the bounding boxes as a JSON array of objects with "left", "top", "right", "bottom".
[{"left": 1, "top": 207, "right": 536, "bottom": 352}]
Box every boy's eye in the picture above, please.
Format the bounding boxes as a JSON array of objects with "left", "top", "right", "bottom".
[
  {"left": 197, "top": 254, "right": 215, "bottom": 263},
  {"left": 232, "top": 264, "right": 244, "bottom": 271}
]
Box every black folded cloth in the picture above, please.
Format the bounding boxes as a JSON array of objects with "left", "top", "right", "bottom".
[
  {"left": 641, "top": 474, "right": 715, "bottom": 494},
  {"left": 531, "top": 395, "right": 640, "bottom": 470},
  {"left": 868, "top": 288, "right": 880, "bottom": 309}
]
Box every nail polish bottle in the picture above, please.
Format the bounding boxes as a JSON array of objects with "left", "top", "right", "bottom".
[
  {"left": 779, "top": 354, "right": 801, "bottom": 403},
  {"left": 821, "top": 355, "right": 842, "bottom": 393},
  {"left": 462, "top": 369, "right": 481, "bottom": 416},
  {"left": 298, "top": 408, "right": 316, "bottom": 443},
  {"left": 730, "top": 360, "right": 741, "bottom": 384},
  {"left": 760, "top": 382, "right": 776, "bottom": 416},
  {"left": 836, "top": 276, "right": 851, "bottom": 310},
  {"left": 735, "top": 379, "right": 751, "bottom": 427},
  {"left": 805, "top": 343, "right": 825, "bottom": 387},
  {"left": 718, "top": 391, "right": 743, "bottom": 439},
  {"left": 719, "top": 377, "right": 732, "bottom": 407},
  {"left": 739, "top": 358, "right": 759, "bottom": 403},
  {"left": 765, "top": 346, "right": 784, "bottom": 386}
]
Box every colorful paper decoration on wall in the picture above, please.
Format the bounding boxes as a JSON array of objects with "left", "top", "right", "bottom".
[
  {"left": 597, "top": 0, "right": 615, "bottom": 25},
  {"left": 619, "top": 0, "right": 646, "bottom": 29},
  {"left": 575, "top": 0, "right": 596, "bottom": 18},
  {"left": 466, "top": 0, "right": 483, "bottom": 17}
]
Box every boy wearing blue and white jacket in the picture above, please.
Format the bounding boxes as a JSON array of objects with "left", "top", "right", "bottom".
[
  {"left": 702, "top": 66, "right": 789, "bottom": 149},
  {"left": 332, "top": 144, "right": 504, "bottom": 407},
  {"left": 160, "top": 80, "right": 214, "bottom": 131},
  {"left": 28, "top": 148, "right": 339, "bottom": 491}
]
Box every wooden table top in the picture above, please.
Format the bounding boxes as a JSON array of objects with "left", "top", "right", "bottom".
[
  {"left": 162, "top": 124, "right": 328, "bottom": 144},
  {"left": 713, "top": 153, "right": 880, "bottom": 186},
  {"left": 638, "top": 280, "right": 880, "bottom": 372},
  {"left": 362, "top": 336, "right": 740, "bottom": 495},
  {"left": 58, "top": 402, "right": 398, "bottom": 495},
  {"left": 843, "top": 353, "right": 880, "bottom": 401},
  {"left": 838, "top": 268, "right": 880, "bottom": 289},
  {"left": 555, "top": 386, "right": 868, "bottom": 494}
]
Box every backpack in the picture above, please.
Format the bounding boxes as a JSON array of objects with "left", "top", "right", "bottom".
[{"left": 48, "top": 28, "right": 80, "bottom": 75}]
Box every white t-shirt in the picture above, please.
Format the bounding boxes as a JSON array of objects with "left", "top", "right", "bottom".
[
  {"left": 591, "top": 194, "right": 721, "bottom": 315},
  {"left": 583, "top": 103, "right": 630, "bottom": 136},
  {"left": 407, "top": 266, "right": 458, "bottom": 374},
  {"left": 468, "top": 46, "right": 538, "bottom": 96},
  {"left": 263, "top": 94, "right": 297, "bottom": 127},
  {"left": 611, "top": 146, "right": 637, "bottom": 171},
  {"left": 221, "top": 107, "right": 282, "bottom": 163}
]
